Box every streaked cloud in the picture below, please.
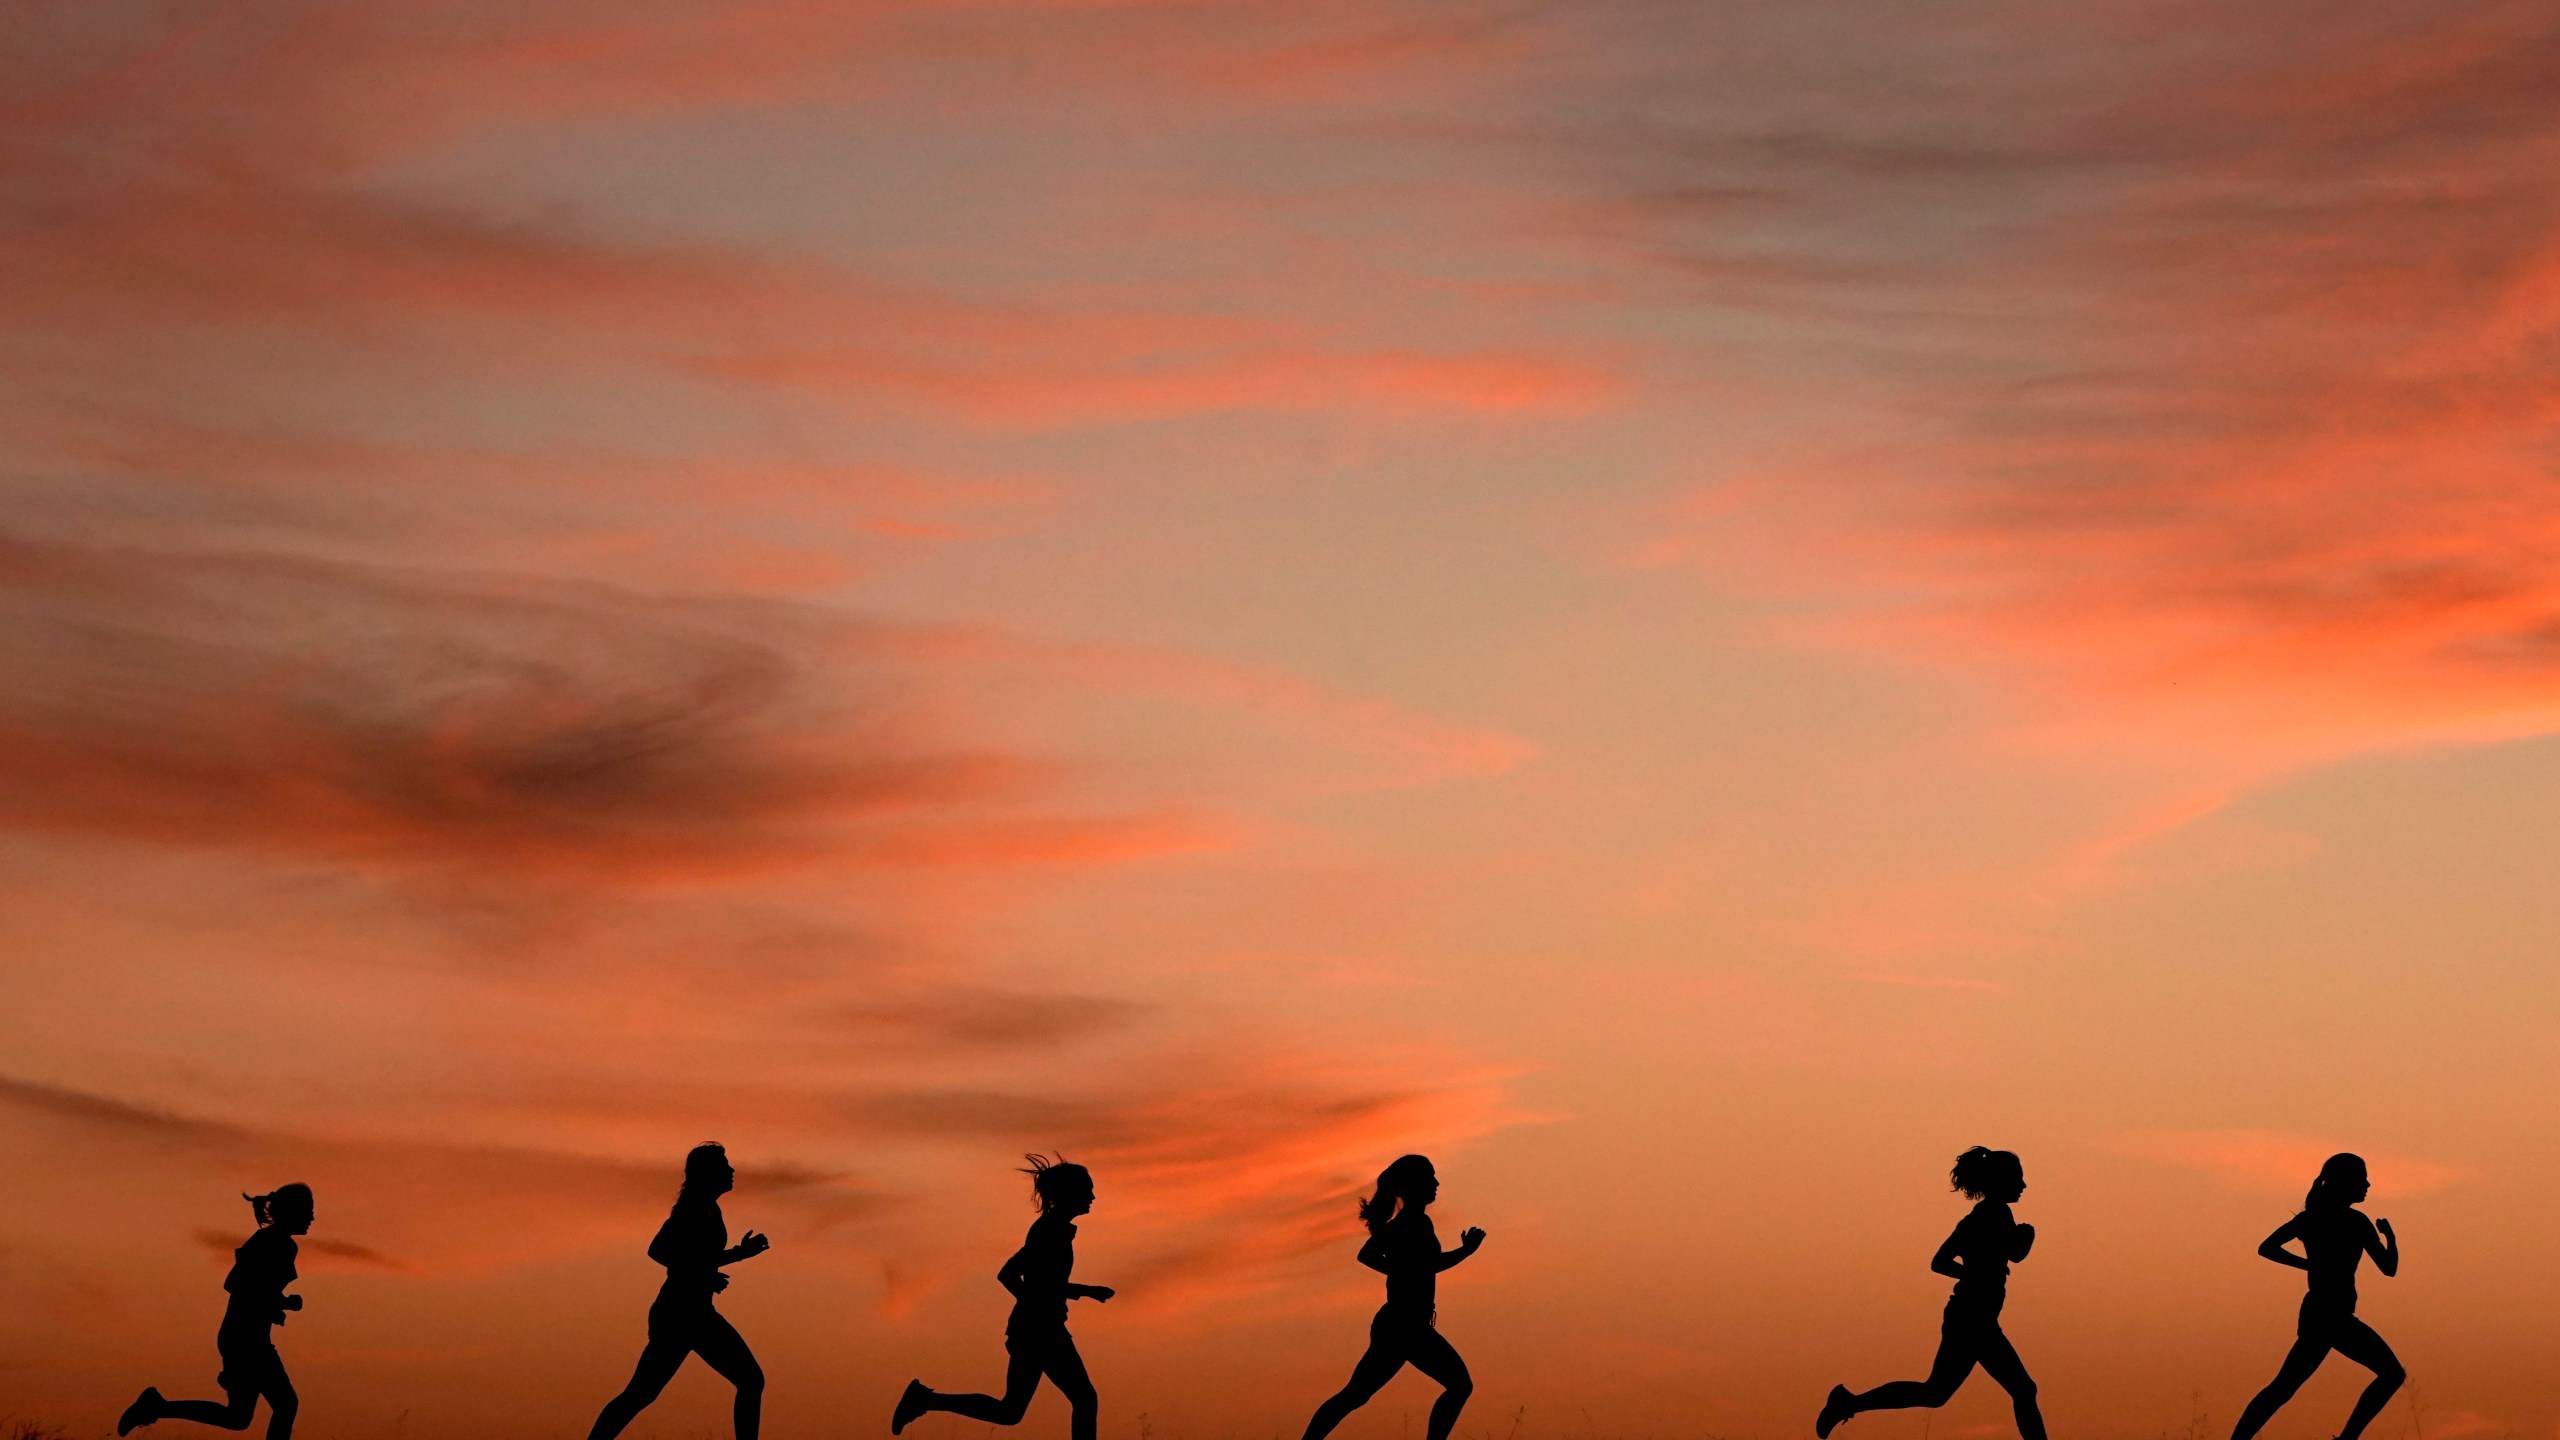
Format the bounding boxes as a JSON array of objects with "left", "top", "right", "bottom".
[
  {"left": 1614, "top": 0, "right": 2560, "bottom": 772},
  {"left": 0, "top": 1073, "right": 889, "bottom": 1277},
  {"left": 0, "top": 531, "right": 1099, "bottom": 881},
  {"left": 2106, "top": 1128, "right": 2466, "bottom": 1198}
]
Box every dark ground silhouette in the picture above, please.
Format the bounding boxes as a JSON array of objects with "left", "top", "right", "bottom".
[
  {"left": 585, "top": 1143, "right": 770, "bottom": 1440},
  {"left": 894, "top": 1155, "right": 1113, "bottom": 1440},
  {"left": 119, "top": 1184, "right": 314, "bottom": 1440},
  {"left": 1817, "top": 1147, "right": 2047, "bottom": 1440},
  {"left": 2228, "top": 1152, "right": 2405, "bottom": 1440},
  {"left": 1300, "top": 1153, "right": 1484, "bottom": 1440}
]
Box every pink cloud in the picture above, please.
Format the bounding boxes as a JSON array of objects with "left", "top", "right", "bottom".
[
  {"left": 1617, "top": 1, "right": 2560, "bottom": 778},
  {"left": 0, "top": 531, "right": 1137, "bottom": 884},
  {"left": 2106, "top": 1128, "right": 2465, "bottom": 1198},
  {"left": 1011, "top": 633, "right": 1542, "bottom": 787},
  {"left": 28, "top": 413, "right": 1039, "bottom": 569},
  {"left": 702, "top": 331, "right": 1617, "bottom": 424},
  {"left": 4, "top": 0, "right": 1610, "bottom": 450},
  {"left": 1854, "top": 972, "right": 2011, "bottom": 995},
  {"left": 0, "top": 526, "right": 1537, "bottom": 883}
]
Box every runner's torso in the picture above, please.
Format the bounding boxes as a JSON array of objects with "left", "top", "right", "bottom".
[
  {"left": 1377, "top": 1210, "right": 1439, "bottom": 1321},
  {"left": 220, "top": 1228, "right": 297, "bottom": 1338},
  {"left": 1947, "top": 1200, "right": 2016, "bottom": 1305},
  {"left": 1008, "top": 1213, "right": 1077, "bottom": 1334},
  {"left": 651, "top": 1195, "right": 729, "bottom": 1308},
  {"left": 2297, "top": 1207, "right": 2372, "bottom": 1312}
]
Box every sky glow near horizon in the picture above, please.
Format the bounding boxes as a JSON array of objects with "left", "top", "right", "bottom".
[{"left": 7, "top": 2, "right": 2560, "bottom": 1437}]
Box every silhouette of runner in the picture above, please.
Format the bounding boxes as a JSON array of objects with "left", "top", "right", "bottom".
[
  {"left": 2228, "top": 1153, "right": 2405, "bottom": 1440},
  {"left": 894, "top": 1155, "right": 1112, "bottom": 1440},
  {"left": 1300, "top": 1154, "right": 1485, "bottom": 1440},
  {"left": 586, "top": 1143, "right": 771, "bottom": 1440},
  {"left": 118, "top": 1184, "right": 314, "bottom": 1440},
  {"left": 1817, "top": 1148, "right": 2047, "bottom": 1440}
]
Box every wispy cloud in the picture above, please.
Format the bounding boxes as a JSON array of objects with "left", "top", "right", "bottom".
[
  {"left": 196, "top": 1229, "right": 421, "bottom": 1274},
  {"left": 2105, "top": 1128, "right": 2466, "bottom": 1197},
  {"left": 0, "top": 1072, "right": 889, "bottom": 1277},
  {"left": 0, "top": 531, "right": 1115, "bottom": 882},
  {"left": 1854, "top": 972, "right": 2010, "bottom": 995},
  {"left": 1603, "top": 0, "right": 2560, "bottom": 775}
]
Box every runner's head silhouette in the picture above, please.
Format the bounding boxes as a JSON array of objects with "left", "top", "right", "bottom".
[
  {"left": 682, "top": 1142, "right": 736, "bottom": 1198},
  {"left": 2306, "top": 1152, "right": 2369, "bottom": 1209},
  {"left": 1359, "top": 1154, "right": 1438, "bottom": 1233},
  {"left": 1023, "top": 1153, "right": 1094, "bottom": 1217},
  {"left": 1949, "top": 1147, "right": 2025, "bottom": 1203},
  {"left": 245, "top": 1183, "right": 314, "bottom": 1235}
]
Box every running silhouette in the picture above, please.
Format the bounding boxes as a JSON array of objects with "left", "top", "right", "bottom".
[
  {"left": 893, "top": 1155, "right": 1112, "bottom": 1440},
  {"left": 1816, "top": 1148, "right": 2047, "bottom": 1440},
  {"left": 118, "top": 1184, "right": 314, "bottom": 1440},
  {"left": 1300, "top": 1154, "right": 1484, "bottom": 1440},
  {"left": 585, "top": 1143, "right": 771, "bottom": 1440},
  {"left": 2228, "top": 1153, "right": 2405, "bottom": 1440}
]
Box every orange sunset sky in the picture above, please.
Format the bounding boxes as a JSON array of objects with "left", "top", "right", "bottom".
[{"left": 6, "top": 2, "right": 2560, "bottom": 1438}]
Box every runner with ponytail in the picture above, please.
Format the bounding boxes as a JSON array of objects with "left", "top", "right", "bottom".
[
  {"left": 119, "top": 1184, "right": 315, "bottom": 1440},
  {"left": 1299, "top": 1155, "right": 1485, "bottom": 1440}
]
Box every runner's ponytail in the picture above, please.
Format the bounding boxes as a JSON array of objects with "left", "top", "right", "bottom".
[
  {"left": 243, "top": 1182, "right": 313, "bottom": 1228},
  {"left": 1360, "top": 1155, "right": 1435, "bottom": 1235}
]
